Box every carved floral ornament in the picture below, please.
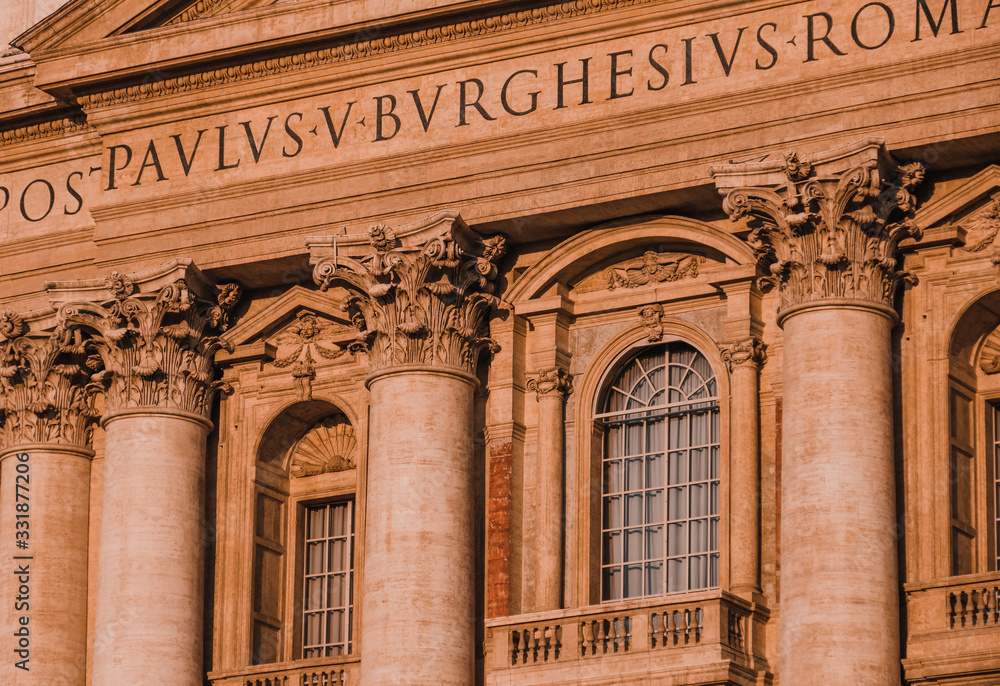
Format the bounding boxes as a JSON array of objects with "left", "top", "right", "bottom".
[
  {"left": 271, "top": 311, "right": 348, "bottom": 401},
  {"left": 605, "top": 252, "right": 704, "bottom": 290},
  {"left": 56, "top": 272, "right": 241, "bottom": 417},
  {"left": 637, "top": 303, "right": 664, "bottom": 342},
  {"left": 527, "top": 367, "right": 573, "bottom": 399},
  {"left": 312, "top": 222, "right": 507, "bottom": 375},
  {"left": 710, "top": 142, "right": 925, "bottom": 310},
  {"left": 0, "top": 313, "right": 100, "bottom": 449},
  {"left": 719, "top": 337, "right": 767, "bottom": 372}
]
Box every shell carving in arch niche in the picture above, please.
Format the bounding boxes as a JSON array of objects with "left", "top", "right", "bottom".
[
  {"left": 979, "top": 326, "right": 1000, "bottom": 374},
  {"left": 290, "top": 415, "right": 357, "bottom": 477}
]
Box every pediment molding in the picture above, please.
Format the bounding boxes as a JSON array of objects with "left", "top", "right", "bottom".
[
  {"left": 909, "top": 165, "right": 1000, "bottom": 248},
  {"left": 218, "top": 285, "right": 351, "bottom": 360}
]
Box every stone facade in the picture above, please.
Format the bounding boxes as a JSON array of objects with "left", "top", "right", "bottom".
[{"left": 0, "top": 0, "right": 999, "bottom": 684}]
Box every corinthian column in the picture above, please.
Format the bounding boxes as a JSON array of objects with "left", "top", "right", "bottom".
[
  {"left": 54, "top": 263, "right": 239, "bottom": 686},
  {"left": 526, "top": 367, "right": 572, "bottom": 612},
  {"left": 312, "top": 213, "right": 505, "bottom": 686},
  {"left": 712, "top": 139, "right": 924, "bottom": 685},
  {"left": 719, "top": 337, "right": 765, "bottom": 600},
  {"left": 0, "top": 313, "right": 98, "bottom": 685}
]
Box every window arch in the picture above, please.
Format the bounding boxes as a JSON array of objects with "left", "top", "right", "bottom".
[{"left": 597, "top": 341, "right": 720, "bottom": 600}]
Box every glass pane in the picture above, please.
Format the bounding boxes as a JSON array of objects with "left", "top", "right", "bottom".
[
  {"left": 304, "top": 612, "right": 322, "bottom": 646},
  {"left": 604, "top": 495, "right": 623, "bottom": 530},
  {"left": 711, "top": 483, "right": 719, "bottom": 512},
  {"left": 604, "top": 460, "right": 622, "bottom": 494},
  {"left": 646, "top": 454, "right": 664, "bottom": 488},
  {"left": 329, "top": 539, "right": 348, "bottom": 572},
  {"left": 645, "top": 561, "right": 663, "bottom": 596},
  {"left": 667, "top": 559, "right": 686, "bottom": 593},
  {"left": 691, "top": 412, "right": 710, "bottom": 445},
  {"left": 625, "top": 528, "right": 643, "bottom": 562},
  {"left": 307, "top": 541, "right": 325, "bottom": 575},
  {"left": 710, "top": 517, "right": 719, "bottom": 550},
  {"left": 668, "top": 452, "right": 687, "bottom": 484},
  {"left": 711, "top": 446, "right": 720, "bottom": 479},
  {"left": 603, "top": 567, "right": 622, "bottom": 601},
  {"left": 624, "top": 564, "right": 643, "bottom": 598},
  {"left": 710, "top": 553, "right": 720, "bottom": 588},
  {"left": 645, "top": 490, "right": 663, "bottom": 523},
  {"left": 668, "top": 415, "right": 688, "bottom": 449},
  {"left": 327, "top": 610, "right": 344, "bottom": 643},
  {"left": 603, "top": 531, "right": 622, "bottom": 565},
  {"left": 690, "top": 447, "right": 709, "bottom": 481},
  {"left": 690, "top": 519, "right": 708, "bottom": 554},
  {"left": 690, "top": 483, "right": 707, "bottom": 517},
  {"left": 327, "top": 574, "right": 346, "bottom": 607},
  {"left": 667, "top": 522, "right": 686, "bottom": 556},
  {"left": 646, "top": 420, "right": 664, "bottom": 453},
  {"left": 626, "top": 458, "right": 644, "bottom": 491},
  {"left": 607, "top": 425, "right": 621, "bottom": 458},
  {"left": 667, "top": 487, "right": 686, "bottom": 521},
  {"left": 690, "top": 555, "right": 708, "bottom": 590},
  {"left": 625, "top": 494, "right": 643, "bottom": 526},
  {"left": 645, "top": 525, "right": 664, "bottom": 558},
  {"left": 625, "top": 423, "right": 644, "bottom": 456},
  {"left": 308, "top": 506, "right": 326, "bottom": 539}
]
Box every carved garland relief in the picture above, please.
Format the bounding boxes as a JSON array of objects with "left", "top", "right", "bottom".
[
  {"left": 270, "top": 311, "right": 348, "bottom": 400},
  {"left": 605, "top": 252, "right": 705, "bottom": 290}
]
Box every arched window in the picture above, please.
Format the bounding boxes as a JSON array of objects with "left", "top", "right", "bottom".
[{"left": 597, "top": 342, "right": 720, "bottom": 600}]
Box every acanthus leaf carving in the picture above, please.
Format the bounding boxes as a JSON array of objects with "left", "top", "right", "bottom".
[
  {"left": 526, "top": 367, "right": 573, "bottom": 399},
  {"left": 312, "top": 221, "right": 506, "bottom": 375},
  {"left": 711, "top": 141, "right": 925, "bottom": 311},
  {"left": 59, "top": 274, "right": 241, "bottom": 417},
  {"left": 719, "top": 337, "right": 767, "bottom": 372},
  {"left": 605, "top": 251, "right": 704, "bottom": 290},
  {"left": 0, "top": 316, "right": 101, "bottom": 450}
]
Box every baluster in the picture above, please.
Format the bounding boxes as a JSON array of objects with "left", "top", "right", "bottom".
[
  {"left": 581, "top": 620, "right": 595, "bottom": 656},
  {"left": 947, "top": 592, "right": 957, "bottom": 628},
  {"left": 672, "top": 610, "right": 681, "bottom": 644},
  {"left": 594, "top": 618, "right": 606, "bottom": 654},
  {"left": 960, "top": 591, "right": 970, "bottom": 627},
  {"left": 649, "top": 613, "right": 658, "bottom": 648},
  {"left": 694, "top": 607, "right": 703, "bottom": 641},
  {"left": 522, "top": 628, "right": 532, "bottom": 664},
  {"left": 533, "top": 626, "right": 543, "bottom": 662},
  {"left": 624, "top": 615, "right": 631, "bottom": 651},
  {"left": 982, "top": 588, "right": 992, "bottom": 626},
  {"left": 994, "top": 587, "right": 1000, "bottom": 624},
  {"left": 682, "top": 608, "right": 691, "bottom": 642},
  {"left": 544, "top": 625, "right": 555, "bottom": 661},
  {"left": 611, "top": 617, "right": 621, "bottom": 652},
  {"left": 660, "top": 611, "right": 669, "bottom": 647}
]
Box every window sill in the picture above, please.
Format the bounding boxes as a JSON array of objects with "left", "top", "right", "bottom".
[{"left": 207, "top": 655, "right": 360, "bottom": 686}]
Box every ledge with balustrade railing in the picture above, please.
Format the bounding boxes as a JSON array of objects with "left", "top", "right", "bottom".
[
  {"left": 207, "top": 655, "right": 359, "bottom": 686},
  {"left": 485, "top": 591, "right": 770, "bottom": 685},
  {"left": 903, "top": 571, "right": 1000, "bottom": 685}
]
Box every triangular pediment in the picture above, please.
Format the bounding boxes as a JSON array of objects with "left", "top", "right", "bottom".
[
  {"left": 218, "top": 285, "right": 354, "bottom": 364},
  {"left": 909, "top": 165, "right": 1000, "bottom": 248}
]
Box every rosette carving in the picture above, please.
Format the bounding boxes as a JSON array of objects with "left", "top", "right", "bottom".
[
  {"left": 711, "top": 141, "right": 925, "bottom": 310},
  {"left": 312, "top": 222, "right": 507, "bottom": 375},
  {"left": 720, "top": 337, "right": 767, "bottom": 372},
  {"left": 526, "top": 367, "right": 573, "bottom": 399},
  {"left": 58, "top": 275, "right": 241, "bottom": 417},
  {"left": 0, "top": 316, "right": 100, "bottom": 449}
]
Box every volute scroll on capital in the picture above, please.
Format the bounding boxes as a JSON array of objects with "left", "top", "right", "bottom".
[
  {"left": 527, "top": 367, "right": 573, "bottom": 399},
  {"left": 710, "top": 139, "right": 926, "bottom": 312},
  {"left": 310, "top": 215, "right": 508, "bottom": 376},
  {"left": 0, "top": 311, "right": 101, "bottom": 451},
  {"left": 53, "top": 265, "right": 242, "bottom": 418},
  {"left": 719, "top": 337, "right": 767, "bottom": 373}
]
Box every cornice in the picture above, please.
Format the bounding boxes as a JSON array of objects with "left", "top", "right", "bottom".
[
  {"left": 0, "top": 114, "right": 92, "bottom": 150},
  {"left": 165, "top": 0, "right": 230, "bottom": 25},
  {"left": 77, "top": 0, "right": 651, "bottom": 112}
]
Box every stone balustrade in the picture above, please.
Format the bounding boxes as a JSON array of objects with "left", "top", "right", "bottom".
[
  {"left": 207, "top": 657, "right": 359, "bottom": 686},
  {"left": 904, "top": 571, "right": 1000, "bottom": 684},
  {"left": 485, "top": 591, "right": 767, "bottom": 685}
]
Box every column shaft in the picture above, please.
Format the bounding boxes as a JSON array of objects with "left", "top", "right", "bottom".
[
  {"left": 0, "top": 445, "right": 92, "bottom": 684},
  {"left": 533, "top": 392, "right": 565, "bottom": 611},
  {"left": 361, "top": 368, "right": 476, "bottom": 686},
  {"left": 780, "top": 305, "right": 899, "bottom": 684},
  {"left": 729, "top": 363, "right": 761, "bottom": 598},
  {"left": 91, "top": 409, "right": 211, "bottom": 685}
]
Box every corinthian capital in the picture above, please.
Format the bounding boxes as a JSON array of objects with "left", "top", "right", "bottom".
[
  {"left": 52, "top": 261, "right": 241, "bottom": 417},
  {"left": 0, "top": 312, "right": 100, "bottom": 450},
  {"left": 719, "top": 337, "right": 767, "bottom": 372},
  {"left": 527, "top": 367, "right": 573, "bottom": 399},
  {"left": 710, "top": 139, "right": 925, "bottom": 311},
  {"left": 311, "top": 213, "right": 506, "bottom": 375}
]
